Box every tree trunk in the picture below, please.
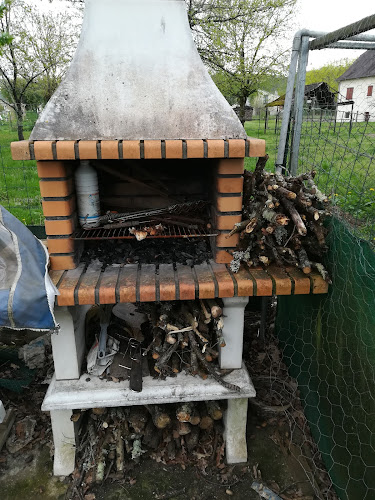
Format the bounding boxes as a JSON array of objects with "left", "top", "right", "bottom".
[
  {"left": 16, "top": 105, "right": 24, "bottom": 141},
  {"left": 239, "top": 94, "right": 247, "bottom": 126}
]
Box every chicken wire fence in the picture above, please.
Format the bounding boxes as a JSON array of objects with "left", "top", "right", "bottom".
[
  {"left": 288, "top": 76, "right": 375, "bottom": 245},
  {"left": 273, "top": 17, "right": 375, "bottom": 500}
]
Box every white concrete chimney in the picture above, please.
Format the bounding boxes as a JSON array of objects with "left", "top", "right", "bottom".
[{"left": 30, "top": 0, "right": 246, "bottom": 141}]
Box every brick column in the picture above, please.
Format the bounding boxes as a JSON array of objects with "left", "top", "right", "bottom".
[
  {"left": 37, "top": 160, "right": 82, "bottom": 270},
  {"left": 214, "top": 158, "right": 244, "bottom": 264}
]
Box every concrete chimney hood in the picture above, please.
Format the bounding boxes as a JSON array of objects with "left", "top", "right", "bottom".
[{"left": 30, "top": 0, "right": 246, "bottom": 141}]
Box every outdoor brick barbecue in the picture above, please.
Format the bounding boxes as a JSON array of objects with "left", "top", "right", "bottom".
[
  {"left": 12, "top": 140, "right": 263, "bottom": 269},
  {"left": 11, "top": 0, "right": 327, "bottom": 476},
  {"left": 11, "top": 138, "right": 327, "bottom": 303}
]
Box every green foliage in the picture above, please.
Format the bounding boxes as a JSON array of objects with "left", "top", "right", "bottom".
[
  {"left": 189, "top": 0, "right": 296, "bottom": 123},
  {"left": 0, "top": 0, "right": 12, "bottom": 48},
  {"left": 305, "top": 59, "right": 354, "bottom": 92},
  {"left": 258, "top": 73, "right": 288, "bottom": 96}
]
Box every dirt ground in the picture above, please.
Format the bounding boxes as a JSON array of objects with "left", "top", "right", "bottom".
[{"left": 0, "top": 405, "right": 316, "bottom": 500}]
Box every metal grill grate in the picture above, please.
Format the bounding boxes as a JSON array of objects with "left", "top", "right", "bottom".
[{"left": 72, "top": 224, "right": 218, "bottom": 240}]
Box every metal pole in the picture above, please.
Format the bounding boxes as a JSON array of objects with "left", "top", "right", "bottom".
[
  {"left": 276, "top": 27, "right": 375, "bottom": 174},
  {"left": 290, "top": 36, "right": 309, "bottom": 176},
  {"left": 305, "top": 30, "right": 375, "bottom": 42},
  {"left": 319, "top": 108, "right": 323, "bottom": 135},
  {"left": 349, "top": 103, "right": 354, "bottom": 136},
  {"left": 334, "top": 106, "right": 337, "bottom": 133},
  {"left": 275, "top": 34, "right": 301, "bottom": 172},
  {"left": 309, "top": 14, "right": 375, "bottom": 50},
  {"left": 326, "top": 42, "right": 375, "bottom": 49}
]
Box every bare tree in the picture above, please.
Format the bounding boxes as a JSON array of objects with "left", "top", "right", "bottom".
[{"left": 0, "top": 0, "right": 78, "bottom": 139}]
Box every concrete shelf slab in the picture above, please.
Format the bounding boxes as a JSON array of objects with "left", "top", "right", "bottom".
[{"left": 42, "top": 363, "right": 255, "bottom": 411}]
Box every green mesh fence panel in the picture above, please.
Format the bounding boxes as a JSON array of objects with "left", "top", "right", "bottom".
[{"left": 276, "top": 216, "right": 375, "bottom": 500}]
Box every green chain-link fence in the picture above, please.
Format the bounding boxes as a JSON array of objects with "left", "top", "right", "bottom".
[{"left": 276, "top": 216, "right": 375, "bottom": 499}]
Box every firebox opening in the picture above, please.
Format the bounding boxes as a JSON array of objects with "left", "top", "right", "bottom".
[{"left": 75, "top": 159, "right": 219, "bottom": 265}]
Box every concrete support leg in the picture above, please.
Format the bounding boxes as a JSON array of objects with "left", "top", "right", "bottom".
[
  {"left": 224, "top": 398, "right": 248, "bottom": 464},
  {"left": 52, "top": 305, "right": 90, "bottom": 380},
  {"left": 219, "top": 297, "right": 249, "bottom": 369},
  {"left": 50, "top": 409, "right": 76, "bottom": 476}
]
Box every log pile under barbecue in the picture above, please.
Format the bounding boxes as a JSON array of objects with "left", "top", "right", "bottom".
[
  {"left": 138, "top": 300, "right": 239, "bottom": 392},
  {"left": 229, "top": 156, "right": 331, "bottom": 282},
  {"left": 71, "top": 401, "right": 225, "bottom": 490}
]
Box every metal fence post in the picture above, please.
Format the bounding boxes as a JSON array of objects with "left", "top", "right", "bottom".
[
  {"left": 289, "top": 36, "right": 309, "bottom": 176},
  {"left": 276, "top": 33, "right": 301, "bottom": 173}
]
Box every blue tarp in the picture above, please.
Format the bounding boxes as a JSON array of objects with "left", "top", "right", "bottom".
[{"left": 0, "top": 206, "right": 57, "bottom": 330}]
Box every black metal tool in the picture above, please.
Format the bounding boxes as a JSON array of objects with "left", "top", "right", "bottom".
[{"left": 129, "top": 338, "right": 143, "bottom": 392}]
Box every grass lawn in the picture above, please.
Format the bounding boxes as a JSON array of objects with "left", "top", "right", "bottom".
[
  {"left": 0, "top": 112, "right": 373, "bottom": 242},
  {"left": 0, "top": 114, "right": 42, "bottom": 225}
]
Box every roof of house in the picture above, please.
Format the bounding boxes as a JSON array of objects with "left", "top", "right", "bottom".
[
  {"left": 265, "top": 82, "right": 335, "bottom": 107},
  {"left": 304, "top": 82, "right": 326, "bottom": 93},
  {"left": 337, "top": 50, "right": 375, "bottom": 81}
]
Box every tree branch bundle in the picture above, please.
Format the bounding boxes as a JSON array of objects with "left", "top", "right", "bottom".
[
  {"left": 230, "top": 156, "right": 331, "bottom": 282},
  {"left": 138, "top": 300, "right": 238, "bottom": 392},
  {"left": 72, "top": 401, "right": 226, "bottom": 494}
]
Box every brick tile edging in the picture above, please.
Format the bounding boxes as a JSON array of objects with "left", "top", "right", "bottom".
[{"left": 11, "top": 138, "right": 266, "bottom": 161}]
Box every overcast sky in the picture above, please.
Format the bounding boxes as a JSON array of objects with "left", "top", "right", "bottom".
[
  {"left": 35, "top": 0, "right": 374, "bottom": 71},
  {"left": 295, "top": 0, "right": 375, "bottom": 69}
]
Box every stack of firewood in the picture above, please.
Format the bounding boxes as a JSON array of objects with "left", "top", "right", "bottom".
[
  {"left": 72, "top": 401, "right": 225, "bottom": 487},
  {"left": 139, "top": 300, "right": 239, "bottom": 392},
  {"left": 229, "top": 156, "right": 331, "bottom": 281}
]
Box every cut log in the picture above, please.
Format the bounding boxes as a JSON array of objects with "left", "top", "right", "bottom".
[
  {"left": 145, "top": 405, "right": 171, "bottom": 429},
  {"left": 185, "top": 426, "right": 200, "bottom": 452},
  {"left": 176, "top": 403, "right": 194, "bottom": 423},
  {"left": 206, "top": 299, "right": 223, "bottom": 319},
  {"left": 181, "top": 305, "right": 209, "bottom": 344},
  {"left": 199, "top": 403, "right": 214, "bottom": 431},
  {"left": 281, "top": 197, "right": 307, "bottom": 236},
  {"left": 227, "top": 219, "right": 251, "bottom": 237},
  {"left": 171, "top": 353, "right": 180, "bottom": 374},
  {"left": 143, "top": 420, "right": 161, "bottom": 450},
  {"left": 199, "top": 300, "right": 212, "bottom": 324},
  {"left": 262, "top": 208, "right": 289, "bottom": 226},
  {"left": 114, "top": 427, "right": 124, "bottom": 472},
  {"left": 205, "top": 401, "right": 223, "bottom": 421},
  {"left": 154, "top": 333, "right": 182, "bottom": 371},
  {"left": 298, "top": 247, "right": 312, "bottom": 274},
  {"left": 311, "top": 222, "right": 326, "bottom": 246},
  {"left": 177, "top": 421, "right": 191, "bottom": 436},
  {"left": 276, "top": 186, "right": 297, "bottom": 200},
  {"left": 128, "top": 406, "right": 148, "bottom": 434}
]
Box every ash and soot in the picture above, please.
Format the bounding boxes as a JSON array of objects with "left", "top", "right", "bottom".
[{"left": 81, "top": 238, "right": 213, "bottom": 267}]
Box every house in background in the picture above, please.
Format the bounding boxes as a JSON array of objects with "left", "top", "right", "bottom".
[
  {"left": 252, "top": 90, "right": 280, "bottom": 116},
  {"left": 303, "top": 82, "right": 336, "bottom": 109},
  {"left": 337, "top": 50, "right": 375, "bottom": 122},
  {"left": 265, "top": 82, "right": 336, "bottom": 112}
]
